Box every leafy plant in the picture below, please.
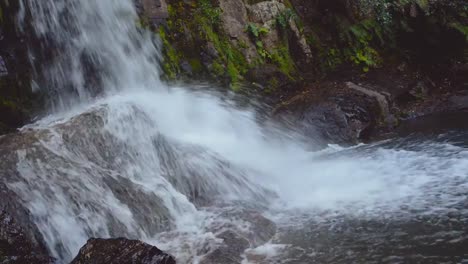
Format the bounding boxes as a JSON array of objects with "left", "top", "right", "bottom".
[
  {"left": 245, "top": 23, "right": 269, "bottom": 38},
  {"left": 245, "top": 23, "right": 271, "bottom": 59},
  {"left": 339, "top": 19, "right": 385, "bottom": 71},
  {"left": 198, "top": 0, "right": 222, "bottom": 25},
  {"left": 276, "top": 8, "right": 297, "bottom": 29}
]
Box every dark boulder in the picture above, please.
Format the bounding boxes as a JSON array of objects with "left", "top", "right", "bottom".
[
  {"left": 70, "top": 238, "right": 176, "bottom": 264},
  {"left": 0, "top": 1, "right": 43, "bottom": 135},
  {"left": 274, "top": 81, "right": 384, "bottom": 145},
  {"left": 0, "top": 208, "right": 54, "bottom": 264}
]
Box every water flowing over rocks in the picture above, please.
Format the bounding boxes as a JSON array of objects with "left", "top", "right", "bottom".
[
  {"left": 70, "top": 238, "right": 176, "bottom": 264},
  {"left": 1, "top": 0, "right": 468, "bottom": 263},
  {"left": 0, "top": 101, "right": 275, "bottom": 262}
]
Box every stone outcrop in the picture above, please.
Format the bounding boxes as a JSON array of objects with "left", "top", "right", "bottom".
[
  {"left": 157, "top": 0, "right": 311, "bottom": 90},
  {"left": 274, "top": 81, "right": 383, "bottom": 144},
  {"left": 135, "top": 0, "right": 169, "bottom": 26},
  {"left": 0, "top": 208, "right": 54, "bottom": 264},
  {"left": 0, "top": 1, "right": 40, "bottom": 135},
  {"left": 153, "top": 0, "right": 466, "bottom": 141},
  {"left": 70, "top": 238, "right": 176, "bottom": 264}
]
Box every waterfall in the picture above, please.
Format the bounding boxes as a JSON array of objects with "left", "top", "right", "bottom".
[
  {"left": 20, "top": 0, "right": 163, "bottom": 111},
  {"left": 3, "top": 0, "right": 467, "bottom": 263}
]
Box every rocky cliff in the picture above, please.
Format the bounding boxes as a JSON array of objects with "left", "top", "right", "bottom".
[
  {"left": 139, "top": 0, "right": 467, "bottom": 142},
  {"left": 0, "top": 0, "right": 466, "bottom": 138}
]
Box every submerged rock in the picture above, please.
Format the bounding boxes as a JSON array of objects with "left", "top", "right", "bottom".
[
  {"left": 70, "top": 238, "right": 175, "bottom": 264},
  {"left": 200, "top": 208, "right": 277, "bottom": 264}
]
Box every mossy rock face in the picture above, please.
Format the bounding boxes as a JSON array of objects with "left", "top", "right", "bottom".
[
  {"left": 291, "top": 0, "right": 467, "bottom": 74},
  {"left": 156, "top": 0, "right": 308, "bottom": 91},
  {"left": 152, "top": 0, "right": 466, "bottom": 96}
]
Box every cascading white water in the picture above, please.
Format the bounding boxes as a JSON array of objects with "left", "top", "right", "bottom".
[
  {"left": 6, "top": 0, "right": 468, "bottom": 263},
  {"left": 20, "top": 0, "right": 163, "bottom": 111}
]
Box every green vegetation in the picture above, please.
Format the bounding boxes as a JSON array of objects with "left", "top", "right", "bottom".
[
  {"left": 309, "top": 0, "right": 467, "bottom": 73},
  {"left": 275, "top": 8, "right": 297, "bottom": 29},
  {"left": 157, "top": 0, "right": 466, "bottom": 92},
  {"left": 158, "top": 26, "right": 181, "bottom": 79},
  {"left": 245, "top": 23, "right": 271, "bottom": 61},
  {"left": 195, "top": 0, "right": 249, "bottom": 89},
  {"left": 315, "top": 19, "right": 385, "bottom": 73},
  {"left": 245, "top": 23, "right": 269, "bottom": 39},
  {"left": 157, "top": 0, "right": 304, "bottom": 89},
  {"left": 270, "top": 46, "right": 296, "bottom": 77},
  {"left": 341, "top": 19, "right": 385, "bottom": 72},
  {"left": 198, "top": 0, "right": 222, "bottom": 25}
]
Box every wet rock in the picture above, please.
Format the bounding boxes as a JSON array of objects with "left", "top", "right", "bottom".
[
  {"left": 135, "top": 0, "right": 169, "bottom": 26},
  {"left": 247, "top": 0, "right": 311, "bottom": 61},
  {"left": 70, "top": 238, "right": 175, "bottom": 264},
  {"left": 275, "top": 82, "right": 382, "bottom": 144},
  {"left": 246, "top": 0, "right": 286, "bottom": 52},
  {"left": 449, "top": 93, "right": 468, "bottom": 111},
  {"left": 0, "top": 207, "right": 54, "bottom": 264},
  {"left": 0, "top": 1, "right": 42, "bottom": 135},
  {"left": 218, "top": 209, "right": 277, "bottom": 247},
  {"left": 0, "top": 140, "right": 53, "bottom": 263},
  {"left": 200, "top": 208, "right": 277, "bottom": 264},
  {"left": 179, "top": 60, "right": 193, "bottom": 76},
  {"left": 346, "top": 82, "right": 396, "bottom": 127},
  {"left": 246, "top": 64, "right": 293, "bottom": 92},
  {"left": 0, "top": 56, "right": 8, "bottom": 77},
  {"left": 395, "top": 111, "right": 468, "bottom": 137},
  {"left": 219, "top": 0, "right": 257, "bottom": 63},
  {"left": 0, "top": 107, "right": 273, "bottom": 260},
  {"left": 200, "top": 231, "right": 250, "bottom": 264}
]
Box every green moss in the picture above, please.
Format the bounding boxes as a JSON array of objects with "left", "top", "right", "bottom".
[
  {"left": 136, "top": 15, "right": 150, "bottom": 29},
  {"left": 341, "top": 19, "right": 384, "bottom": 71},
  {"left": 189, "top": 58, "right": 203, "bottom": 73},
  {"left": 450, "top": 22, "right": 468, "bottom": 42},
  {"left": 275, "top": 8, "right": 297, "bottom": 29},
  {"left": 320, "top": 48, "right": 343, "bottom": 71},
  {"left": 265, "top": 77, "right": 280, "bottom": 93},
  {"left": 314, "top": 18, "right": 385, "bottom": 72},
  {"left": 194, "top": 7, "right": 249, "bottom": 89},
  {"left": 211, "top": 60, "right": 225, "bottom": 76},
  {"left": 158, "top": 26, "right": 181, "bottom": 79},
  {"left": 227, "top": 61, "right": 240, "bottom": 87},
  {"left": 246, "top": 23, "right": 269, "bottom": 38},
  {"left": 198, "top": 0, "right": 222, "bottom": 25},
  {"left": 270, "top": 47, "right": 296, "bottom": 78},
  {"left": 0, "top": 99, "right": 18, "bottom": 110},
  {"left": 167, "top": 4, "right": 176, "bottom": 17}
]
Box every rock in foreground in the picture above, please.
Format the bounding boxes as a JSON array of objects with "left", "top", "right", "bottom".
[{"left": 70, "top": 238, "right": 176, "bottom": 264}]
